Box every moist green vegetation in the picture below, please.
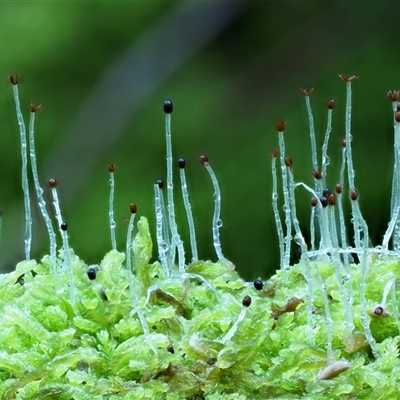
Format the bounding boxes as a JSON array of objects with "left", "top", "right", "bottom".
[
  {"left": 2, "top": 75, "right": 400, "bottom": 399},
  {"left": 2, "top": 223, "right": 400, "bottom": 399}
]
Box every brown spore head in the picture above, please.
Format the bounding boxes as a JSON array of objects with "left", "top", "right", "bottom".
[
  {"left": 199, "top": 154, "right": 209, "bottom": 166},
  {"left": 9, "top": 74, "right": 20, "bottom": 85},
  {"left": 49, "top": 178, "right": 58, "bottom": 188},
  {"left": 276, "top": 120, "right": 286, "bottom": 132}
]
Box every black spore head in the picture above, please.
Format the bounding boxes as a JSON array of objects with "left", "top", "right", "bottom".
[
  {"left": 178, "top": 157, "right": 186, "bottom": 169},
  {"left": 322, "top": 187, "right": 331, "bottom": 198},
  {"left": 242, "top": 295, "right": 252, "bottom": 307},
  {"left": 163, "top": 99, "right": 173, "bottom": 114},
  {"left": 319, "top": 196, "right": 328, "bottom": 208},
  {"left": 87, "top": 267, "right": 98, "bottom": 280},
  {"left": 253, "top": 279, "right": 263, "bottom": 290},
  {"left": 166, "top": 344, "right": 175, "bottom": 354}
]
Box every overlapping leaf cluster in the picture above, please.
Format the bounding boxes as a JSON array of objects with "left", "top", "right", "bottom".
[{"left": 1, "top": 217, "right": 400, "bottom": 399}]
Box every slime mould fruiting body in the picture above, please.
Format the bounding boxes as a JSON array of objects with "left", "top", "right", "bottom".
[{"left": 2, "top": 74, "right": 400, "bottom": 399}]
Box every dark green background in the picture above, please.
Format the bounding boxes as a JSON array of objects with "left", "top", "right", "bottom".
[{"left": 0, "top": 2, "right": 398, "bottom": 280}]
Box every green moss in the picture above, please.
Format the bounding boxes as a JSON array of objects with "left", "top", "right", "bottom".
[{"left": 0, "top": 216, "right": 400, "bottom": 399}]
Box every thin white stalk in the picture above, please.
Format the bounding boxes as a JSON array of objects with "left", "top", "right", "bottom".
[
  {"left": 11, "top": 83, "right": 32, "bottom": 260},
  {"left": 126, "top": 204, "right": 157, "bottom": 354},
  {"left": 277, "top": 131, "right": 292, "bottom": 272},
  {"left": 336, "top": 146, "right": 351, "bottom": 266},
  {"left": 388, "top": 103, "right": 400, "bottom": 250},
  {"left": 295, "top": 182, "right": 330, "bottom": 250},
  {"left": 218, "top": 306, "right": 247, "bottom": 344},
  {"left": 390, "top": 279, "right": 400, "bottom": 334},
  {"left": 288, "top": 171, "right": 315, "bottom": 347},
  {"left": 314, "top": 263, "right": 334, "bottom": 364},
  {"left": 156, "top": 179, "right": 173, "bottom": 266},
  {"left": 271, "top": 153, "right": 285, "bottom": 271},
  {"left": 50, "top": 185, "right": 78, "bottom": 315},
  {"left": 304, "top": 94, "right": 320, "bottom": 194},
  {"left": 344, "top": 81, "right": 369, "bottom": 250},
  {"left": 154, "top": 184, "right": 170, "bottom": 278},
  {"left": 108, "top": 165, "right": 117, "bottom": 250},
  {"left": 202, "top": 157, "right": 224, "bottom": 261},
  {"left": 179, "top": 158, "right": 198, "bottom": 261},
  {"left": 28, "top": 108, "right": 58, "bottom": 289},
  {"left": 359, "top": 252, "right": 380, "bottom": 357},
  {"left": 309, "top": 206, "right": 316, "bottom": 251},
  {"left": 321, "top": 106, "right": 333, "bottom": 189},
  {"left": 165, "top": 109, "right": 185, "bottom": 273}
]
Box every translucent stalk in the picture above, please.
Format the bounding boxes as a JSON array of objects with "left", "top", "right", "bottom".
[
  {"left": 331, "top": 254, "right": 354, "bottom": 332},
  {"left": 344, "top": 81, "right": 369, "bottom": 250},
  {"left": 179, "top": 159, "right": 198, "bottom": 261},
  {"left": 381, "top": 277, "right": 396, "bottom": 307},
  {"left": 388, "top": 103, "right": 400, "bottom": 250},
  {"left": 390, "top": 280, "right": 400, "bottom": 334},
  {"left": 201, "top": 157, "right": 224, "bottom": 260},
  {"left": 328, "top": 203, "right": 339, "bottom": 249},
  {"left": 271, "top": 153, "right": 285, "bottom": 270},
  {"left": 319, "top": 207, "right": 333, "bottom": 250},
  {"left": 165, "top": 112, "right": 185, "bottom": 273},
  {"left": 359, "top": 252, "right": 380, "bottom": 357},
  {"left": 154, "top": 183, "right": 170, "bottom": 277},
  {"left": 309, "top": 206, "right": 316, "bottom": 251},
  {"left": 11, "top": 84, "right": 32, "bottom": 260},
  {"left": 295, "top": 182, "right": 330, "bottom": 250},
  {"left": 288, "top": 172, "right": 315, "bottom": 347},
  {"left": 277, "top": 132, "right": 292, "bottom": 271},
  {"left": 321, "top": 107, "right": 333, "bottom": 189},
  {"left": 108, "top": 165, "right": 117, "bottom": 250},
  {"left": 314, "top": 263, "right": 334, "bottom": 363},
  {"left": 126, "top": 205, "right": 157, "bottom": 354},
  {"left": 337, "top": 149, "right": 348, "bottom": 251},
  {"left": 50, "top": 186, "right": 78, "bottom": 315},
  {"left": 304, "top": 94, "right": 320, "bottom": 193},
  {"left": 156, "top": 179, "right": 173, "bottom": 266},
  {"left": 218, "top": 306, "right": 247, "bottom": 344},
  {"left": 29, "top": 110, "right": 58, "bottom": 288},
  {"left": 337, "top": 147, "right": 351, "bottom": 266}
]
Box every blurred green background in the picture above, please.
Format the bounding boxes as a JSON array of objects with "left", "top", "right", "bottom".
[{"left": 0, "top": 2, "right": 399, "bottom": 280}]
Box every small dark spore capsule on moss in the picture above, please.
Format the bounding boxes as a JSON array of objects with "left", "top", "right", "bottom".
[
  {"left": 61, "top": 222, "right": 68, "bottom": 231},
  {"left": 156, "top": 179, "right": 164, "bottom": 189},
  {"left": 87, "top": 267, "right": 98, "bottom": 280},
  {"left": 374, "top": 306, "right": 384, "bottom": 316},
  {"left": 253, "top": 279, "right": 263, "bottom": 290},
  {"left": 163, "top": 99, "right": 173, "bottom": 114},
  {"left": 166, "top": 344, "right": 175, "bottom": 354},
  {"left": 242, "top": 295, "right": 252, "bottom": 307}
]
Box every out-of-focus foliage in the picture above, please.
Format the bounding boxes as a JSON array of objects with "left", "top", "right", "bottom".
[{"left": 0, "top": 2, "right": 399, "bottom": 279}]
